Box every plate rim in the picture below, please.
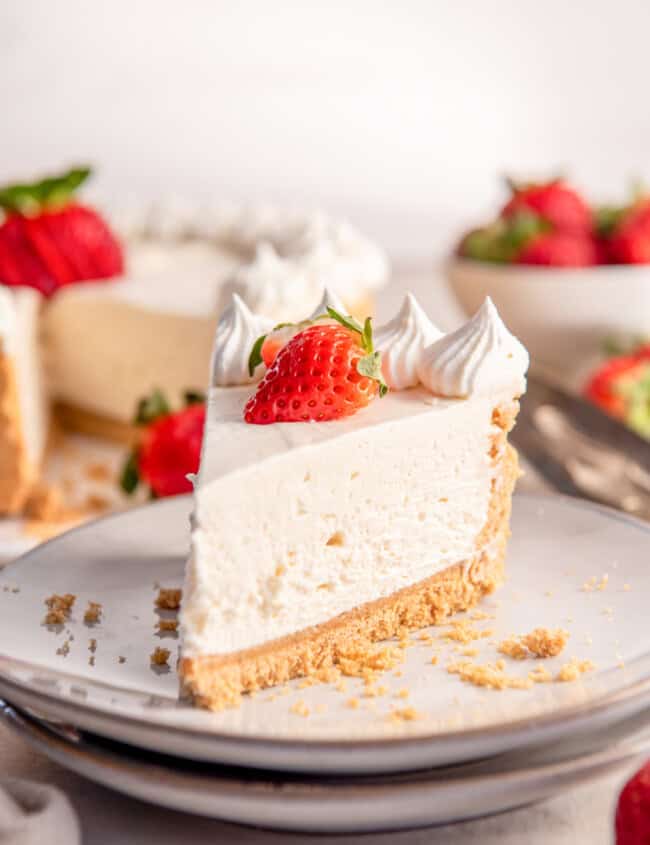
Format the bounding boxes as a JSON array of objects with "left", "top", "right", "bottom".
[
  {"left": 2, "top": 699, "right": 649, "bottom": 833},
  {"left": 1, "top": 491, "right": 650, "bottom": 765}
]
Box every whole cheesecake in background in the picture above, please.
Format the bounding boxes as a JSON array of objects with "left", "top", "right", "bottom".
[
  {"left": 44, "top": 196, "right": 388, "bottom": 439},
  {"left": 0, "top": 166, "right": 388, "bottom": 515},
  {"left": 179, "top": 292, "right": 528, "bottom": 710}
]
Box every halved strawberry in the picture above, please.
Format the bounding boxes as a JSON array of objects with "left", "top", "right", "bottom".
[{"left": 244, "top": 309, "right": 387, "bottom": 425}]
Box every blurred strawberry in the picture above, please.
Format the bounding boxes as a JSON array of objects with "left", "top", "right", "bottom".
[
  {"left": 615, "top": 759, "right": 650, "bottom": 844},
  {"left": 458, "top": 212, "right": 548, "bottom": 263},
  {"left": 516, "top": 231, "right": 600, "bottom": 267},
  {"left": 501, "top": 178, "right": 593, "bottom": 234},
  {"left": 584, "top": 345, "right": 650, "bottom": 437},
  {"left": 608, "top": 200, "right": 650, "bottom": 264},
  {"left": 0, "top": 167, "right": 124, "bottom": 296},
  {"left": 120, "top": 391, "right": 205, "bottom": 498}
]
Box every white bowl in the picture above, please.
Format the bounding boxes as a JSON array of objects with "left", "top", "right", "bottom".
[{"left": 447, "top": 258, "right": 650, "bottom": 372}]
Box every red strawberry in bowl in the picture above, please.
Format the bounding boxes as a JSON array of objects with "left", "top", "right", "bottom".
[
  {"left": 608, "top": 200, "right": 650, "bottom": 264},
  {"left": 121, "top": 391, "right": 205, "bottom": 498},
  {"left": 615, "top": 759, "right": 650, "bottom": 844},
  {"left": 244, "top": 309, "right": 387, "bottom": 424},
  {"left": 501, "top": 178, "right": 593, "bottom": 235},
  {"left": 516, "top": 230, "right": 600, "bottom": 267},
  {"left": 0, "top": 166, "right": 124, "bottom": 296}
]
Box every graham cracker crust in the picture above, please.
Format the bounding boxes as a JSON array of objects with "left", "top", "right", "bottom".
[
  {"left": 0, "top": 353, "right": 35, "bottom": 514},
  {"left": 180, "top": 404, "right": 520, "bottom": 711},
  {"left": 54, "top": 401, "right": 140, "bottom": 446}
]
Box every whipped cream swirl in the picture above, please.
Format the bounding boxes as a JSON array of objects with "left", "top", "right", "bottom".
[
  {"left": 211, "top": 294, "right": 273, "bottom": 386},
  {"left": 225, "top": 242, "right": 314, "bottom": 324},
  {"left": 418, "top": 297, "right": 529, "bottom": 398},
  {"left": 308, "top": 286, "right": 346, "bottom": 319},
  {"left": 375, "top": 293, "right": 442, "bottom": 389}
]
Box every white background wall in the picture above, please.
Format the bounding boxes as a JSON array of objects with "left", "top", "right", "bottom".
[{"left": 2, "top": 0, "right": 650, "bottom": 259}]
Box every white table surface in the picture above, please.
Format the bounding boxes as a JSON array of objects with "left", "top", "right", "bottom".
[{"left": 0, "top": 271, "right": 640, "bottom": 842}]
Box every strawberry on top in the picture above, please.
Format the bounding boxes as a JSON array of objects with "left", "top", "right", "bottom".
[
  {"left": 0, "top": 166, "right": 124, "bottom": 296},
  {"left": 244, "top": 308, "right": 387, "bottom": 425}
]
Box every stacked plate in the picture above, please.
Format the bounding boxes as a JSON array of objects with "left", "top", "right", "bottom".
[{"left": 0, "top": 493, "right": 649, "bottom": 833}]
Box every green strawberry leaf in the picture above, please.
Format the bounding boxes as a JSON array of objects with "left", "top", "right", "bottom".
[
  {"left": 357, "top": 351, "right": 388, "bottom": 397},
  {"left": 120, "top": 451, "right": 140, "bottom": 495},
  {"left": 0, "top": 166, "right": 91, "bottom": 214},
  {"left": 184, "top": 390, "right": 205, "bottom": 406},
  {"left": 459, "top": 212, "right": 548, "bottom": 263},
  {"left": 134, "top": 389, "right": 171, "bottom": 425},
  {"left": 326, "top": 307, "right": 364, "bottom": 337},
  {"left": 248, "top": 334, "right": 267, "bottom": 377}
]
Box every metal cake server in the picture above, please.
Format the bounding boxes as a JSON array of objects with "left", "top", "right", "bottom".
[{"left": 511, "top": 370, "right": 650, "bottom": 520}]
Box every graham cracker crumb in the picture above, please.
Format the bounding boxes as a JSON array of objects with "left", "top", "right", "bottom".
[
  {"left": 498, "top": 637, "right": 529, "bottom": 660},
  {"left": 83, "top": 601, "right": 103, "bottom": 625},
  {"left": 56, "top": 639, "right": 71, "bottom": 657},
  {"left": 274, "top": 564, "right": 286, "bottom": 577},
  {"left": 25, "top": 483, "right": 65, "bottom": 521},
  {"left": 442, "top": 619, "right": 493, "bottom": 644},
  {"left": 528, "top": 664, "right": 553, "bottom": 684},
  {"left": 389, "top": 707, "right": 421, "bottom": 722},
  {"left": 498, "top": 628, "right": 569, "bottom": 660},
  {"left": 557, "top": 658, "right": 595, "bottom": 682},
  {"left": 150, "top": 647, "right": 171, "bottom": 666},
  {"left": 395, "top": 687, "right": 410, "bottom": 699},
  {"left": 470, "top": 610, "right": 494, "bottom": 621},
  {"left": 346, "top": 697, "right": 360, "bottom": 709},
  {"left": 84, "top": 462, "right": 113, "bottom": 482},
  {"left": 448, "top": 659, "right": 533, "bottom": 690},
  {"left": 290, "top": 699, "right": 310, "bottom": 717},
  {"left": 522, "top": 628, "right": 569, "bottom": 658},
  {"left": 582, "top": 575, "right": 609, "bottom": 593},
  {"left": 44, "top": 594, "right": 76, "bottom": 625},
  {"left": 430, "top": 656, "right": 439, "bottom": 665},
  {"left": 156, "top": 619, "right": 179, "bottom": 633},
  {"left": 84, "top": 493, "right": 111, "bottom": 513},
  {"left": 459, "top": 646, "right": 480, "bottom": 658},
  {"left": 155, "top": 588, "right": 182, "bottom": 610}
]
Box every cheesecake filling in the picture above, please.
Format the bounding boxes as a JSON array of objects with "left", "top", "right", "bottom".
[
  {"left": 182, "top": 387, "right": 509, "bottom": 657},
  {"left": 181, "top": 291, "right": 528, "bottom": 670}
]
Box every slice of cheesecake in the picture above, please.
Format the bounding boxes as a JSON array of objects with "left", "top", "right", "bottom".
[
  {"left": 0, "top": 288, "right": 49, "bottom": 514},
  {"left": 179, "top": 293, "right": 528, "bottom": 710}
]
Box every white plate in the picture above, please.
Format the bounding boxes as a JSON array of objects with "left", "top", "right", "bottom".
[
  {"left": 2, "top": 701, "right": 649, "bottom": 833},
  {"left": 0, "top": 493, "right": 649, "bottom": 774}
]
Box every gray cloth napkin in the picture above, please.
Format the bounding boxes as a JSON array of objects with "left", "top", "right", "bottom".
[{"left": 0, "top": 779, "right": 80, "bottom": 845}]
